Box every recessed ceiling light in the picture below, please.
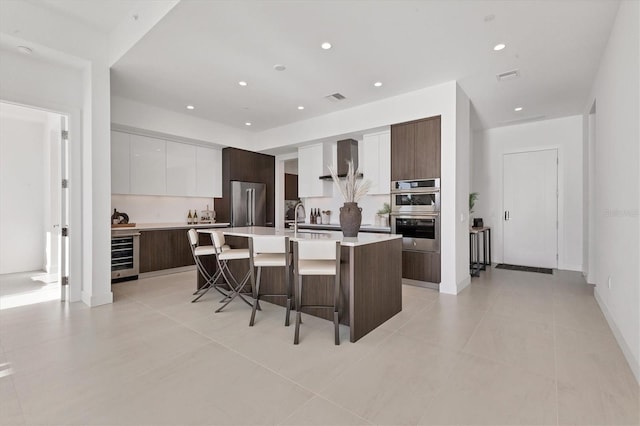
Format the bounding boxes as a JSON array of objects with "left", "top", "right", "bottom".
[
  {"left": 321, "top": 42, "right": 332, "bottom": 50},
  {"left": 245, "top": 122, "right": 252, "bottom": 126},
  {"left": 273, "top": 64, "right": 286, "bottom": 71},
  {"left": 238, "top": 81, "right": 247, "bottom": 86},
  {"left": 17, "top": 46, "right": 32, "bottom": 55},
  {"left": 297, "top": 106, "right": 304, "bottom": 110},
  {"left": 514, "top": 107, "right": 523, "bottom": 112},
  {"left": 493, "top": 43, "right": 506, "bottom": 51},
  {"left": 374, "top": 81, "right": 383, "bottom": 87},
  {"left": 186, "top": 105, "right": 195, "bottom": 110}
]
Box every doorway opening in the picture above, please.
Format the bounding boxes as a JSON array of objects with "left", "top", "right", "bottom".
[
  {"left": 274, "top": 152, "right": 299, "bottom": 228},
  {"left": 0, "top": 102, "right": 69, "bottom": 310}
]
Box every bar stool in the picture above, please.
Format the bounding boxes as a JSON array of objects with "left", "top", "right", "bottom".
[
  {"left": 293, "top": 240, "right": 341, "bottom": 345},
  {"left": 248, "top": 235, "right": 292, "bottom": 327},
  {"left": 187, "top": 229, "right": 228, "bottom": 303},
  {"left": 210, "top": 230, "right": 252, "bottom": 313}
]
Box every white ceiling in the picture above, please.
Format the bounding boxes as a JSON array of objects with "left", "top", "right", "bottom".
[
  {"left": 33, "top": 0, "right": 151, "bottom": 33},
  {"left": 110, "top": 0, "right": 619, "bottom": 131}
]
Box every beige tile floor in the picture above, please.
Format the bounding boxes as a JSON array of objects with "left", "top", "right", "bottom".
[{"left": 0, "top": 268, "right": 638, "bottom": 425}]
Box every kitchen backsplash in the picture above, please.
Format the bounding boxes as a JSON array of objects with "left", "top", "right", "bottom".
[
  {"left": 302, "top": 193, "right": 390, "bottom": 226},
  {"left": 112, "top": 194, "right": 215, "bottom": 223}
]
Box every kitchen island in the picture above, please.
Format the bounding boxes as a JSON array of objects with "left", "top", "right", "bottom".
[{"left": 198, "top": 227, "right": 402, "bottom": 342}]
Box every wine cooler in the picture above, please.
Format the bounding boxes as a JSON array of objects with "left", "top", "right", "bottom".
[{"left": 111, "top": 231, "right": 140, "bottom": 281}]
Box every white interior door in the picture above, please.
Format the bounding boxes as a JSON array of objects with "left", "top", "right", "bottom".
[{"left": 503, "top": 149, "right": 558, "bottom": 268}]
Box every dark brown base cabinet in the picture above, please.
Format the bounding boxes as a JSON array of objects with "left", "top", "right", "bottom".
[
  {"left": 402, "top": 251, "right": 441, "bottom": 283},
  {"left": 139, "top": 229, "right": 211, "bottom": 274}
]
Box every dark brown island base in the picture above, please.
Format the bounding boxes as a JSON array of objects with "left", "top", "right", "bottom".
[{"left": 198, "top": 227, "right": 403, "bottom": 342}]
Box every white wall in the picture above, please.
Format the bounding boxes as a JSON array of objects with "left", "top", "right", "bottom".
[
  {"left": 0, "top": 49, "right": 85, "bottom": 303},
  {"left": 0, "top": 0, "right": 176, "bottom": 307},
  {"left": 584, "top": 0, "right": 639, "bottom": 383},
  {"left": 111, "top": 195, "right": 215, "bottom": 224},
  {"left": 453, "top": 84, "right": 471, "bottom": 293},
  {"left": 471, "top": 115, "right": 584, "bottom": 271},
  {"left": 0, "top": 104, "right": 47, "bottom": 273},
  {"left": 302, "top": 194, "right": 391, "bottom": 228},
  {"left": 111, "top": 96, "right": 251, "bottom": 150}
]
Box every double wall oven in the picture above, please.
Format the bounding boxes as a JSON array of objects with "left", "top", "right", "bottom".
[{"left": 390, "top": 178, "right": 440, "bottom": 252}]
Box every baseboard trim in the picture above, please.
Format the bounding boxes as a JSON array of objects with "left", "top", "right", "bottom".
[
  {"left": 403, "top": 278, "right": 439, "bottom": 290},
  {"left": 457, "top": 275, "right": 471, "bottom": 293},
  {"left": 139, "top": 265, "right": 196, "bottom": 279},
  {"left": 594, "top": 287, "right": 640, "bottom": 385},
  {"left": 559, "top": 263, "right": 583, "bottom": 272},
  {"left": 81, "top": 291, "right": 113, "bottom": 307}
]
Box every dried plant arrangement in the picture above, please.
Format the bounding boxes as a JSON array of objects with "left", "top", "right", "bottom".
[{"left": 327, "top": 160, "right": 372, "bottom": 202}]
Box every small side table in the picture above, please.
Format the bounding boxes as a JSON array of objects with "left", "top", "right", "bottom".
[{"left": 469, "top": 226, "right": 491, "bottom": 277}]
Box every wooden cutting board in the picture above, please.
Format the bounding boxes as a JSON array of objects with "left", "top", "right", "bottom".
[{"left": 111, "top": 223, "right": 136, "bottom": 228}]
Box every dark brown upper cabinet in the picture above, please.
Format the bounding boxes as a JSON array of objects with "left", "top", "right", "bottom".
[
  {"left": 284, "top": 173, "right": 298, "bottom": 200},
  {"left": 391, "top": 116, "right": 441, "bottom": 180},
  {"left": 214, "top": 148, "right": 275, "bottom": 226}
]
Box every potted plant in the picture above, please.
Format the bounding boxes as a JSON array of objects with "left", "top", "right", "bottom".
[
  {"left": 376, "top": 202, "right": 391, "bottom": 227},
  {"left": 328, "top": 160, "right": 371, "bottom": 237},
  {"left": 469, "top": 192, "right": 479, "bottom": 226}
]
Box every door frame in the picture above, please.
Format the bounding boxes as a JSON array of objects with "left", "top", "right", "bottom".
[
  {"left": 0, "top": 97, "right": 82, "bottom": 302},
  {"left": 501, "top": 145, "right": 562, "bottom": 269}
]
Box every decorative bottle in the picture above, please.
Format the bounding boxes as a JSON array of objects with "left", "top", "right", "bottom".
[{"left": 187, "top": 210, "right": 192, "bottom": 224}]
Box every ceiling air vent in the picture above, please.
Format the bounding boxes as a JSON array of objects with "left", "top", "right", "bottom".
[
  {"left": 325, "top": 92, "right": 346, "bottom": 102},
  {"left": 496, "top": 69, "right": 520, "bottom": 82}
]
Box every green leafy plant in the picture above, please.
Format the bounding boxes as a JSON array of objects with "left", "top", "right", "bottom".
[
  {"left": 377, "top": 202, "right": 391, "bottom": 215},
  {"left": 469, "top": 192, "right": 479, "bottom": 214}
]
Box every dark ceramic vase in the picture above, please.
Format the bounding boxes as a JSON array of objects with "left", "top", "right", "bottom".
[{"left": 339, "top": 202, "right": 362, "bottom": 237}]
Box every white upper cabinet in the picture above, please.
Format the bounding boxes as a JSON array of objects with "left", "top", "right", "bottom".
[
  {"left": 111, "top": 130, "right": 222, "bottom": 198},
  {"left": 166, "top": 141, "right": 197, "bottom": 196},
  {"left": 130, "top": 134, "right": 167, "bottom": 195},
  {"left": 196, "top": 146, "right": 222, "bottom": 197},
  {"left": 111, "top": 131, "right": 130, "bottom": 194},
  {"left": 298, "top": 143, "right": 332, "bottom": 198},
  {"left": 362, "top": 130, "right": 391, "bottom": 195}
]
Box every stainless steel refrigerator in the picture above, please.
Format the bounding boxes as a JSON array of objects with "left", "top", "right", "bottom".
[{"left": 230, "top": 181, "right": 266, "bottom": 227}]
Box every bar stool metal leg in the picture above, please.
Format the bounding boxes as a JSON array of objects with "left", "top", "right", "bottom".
[
  {"left": 249, "top": 266, "right": 261, "bottom": 326},
  {"left": 284, "top": 260, "right": 291, "bottom": 327},
  {"left": 294, "top": 271, "right": 302, "bottom": 344}
]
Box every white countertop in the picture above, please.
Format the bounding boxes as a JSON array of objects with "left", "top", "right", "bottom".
[
  {"left": 112, "top": 222, "right": 230, "bottom": 232},
  {"left": 298, "top": 222, "right": 391, "bottom": 233},
  {"left": 198, "top": 226, "right": 401, "bottom": 247}
]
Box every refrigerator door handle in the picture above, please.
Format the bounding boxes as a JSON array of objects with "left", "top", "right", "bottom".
[
  {"left": 249, "top": 188, "right": 255, "bottom": 226},
  {"left": 246, "top": 188, "right": 252, "bottom": 226},
  {"left": 250, "top": 188, "right": 254, "bottom": 225}
]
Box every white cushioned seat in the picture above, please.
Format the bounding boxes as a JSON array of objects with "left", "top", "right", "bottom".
[
  {"left": 194, "top": 245, "right": 216, "bottom": 256},
  {"left": 188, "top": 229, "right": 227, "bottom": 303},
  {"left": 297, "top": 259, "right": 337, "bottom": 275},
  {"left": 293, "top": 239, "right": 341, "bottom": 345},
  {"left": 253, "top": 253, "right": 290, "bottom": 267},
  {"left": 218, "top": 248, "right": 250, "bottom": 261},
  {"left": 248, "top": 235, "right": 293, "bottom": 327}
]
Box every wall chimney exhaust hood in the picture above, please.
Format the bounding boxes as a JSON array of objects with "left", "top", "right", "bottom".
[{"left": 319, "top": 138, "right": 362, "bottom": 179}]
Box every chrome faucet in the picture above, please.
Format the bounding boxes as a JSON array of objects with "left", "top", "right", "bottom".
[{"left": 293, "top": 202, "right": 306, "bottom": 234}]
